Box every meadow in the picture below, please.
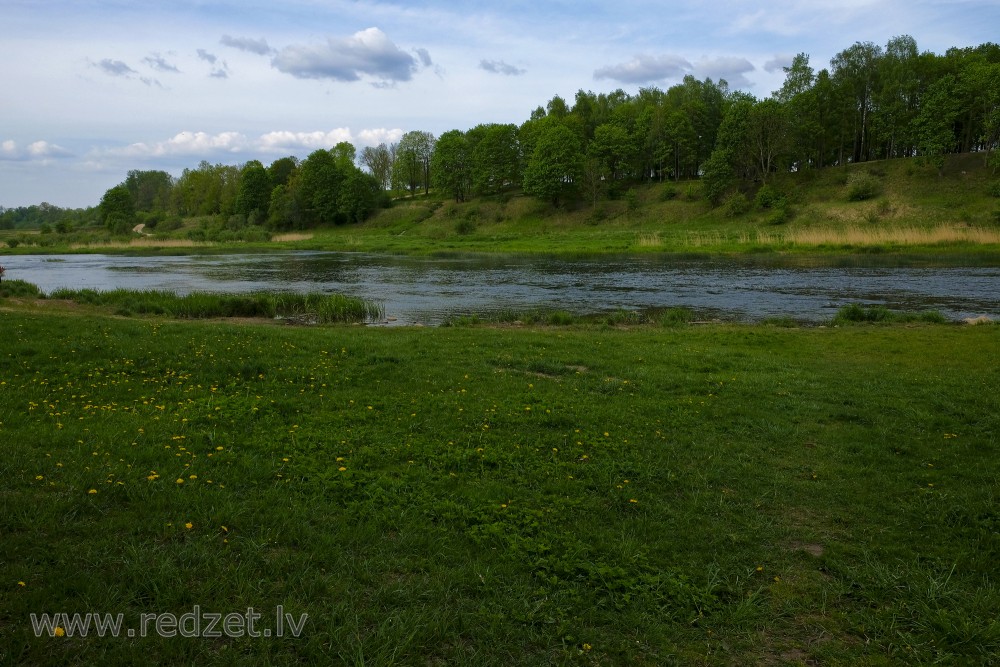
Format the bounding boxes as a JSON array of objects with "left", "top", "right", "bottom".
[
  {"left": 3, "top": 154, "right": 1000, "bottom": 262},
  {"left": 1, "top": 298, "right": 998, "bottom": 665}
]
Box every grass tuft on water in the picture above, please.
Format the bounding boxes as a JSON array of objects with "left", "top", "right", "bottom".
[{"left": 46, "top": 288, "right": 384, "bottom": 323}]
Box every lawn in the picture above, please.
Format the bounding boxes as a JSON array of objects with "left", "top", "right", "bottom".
[{"left": 1, "top": 309, "right": 998, "bottom": 665}]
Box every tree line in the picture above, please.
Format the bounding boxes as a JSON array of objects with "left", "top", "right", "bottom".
[{"left": 20, "top": 35, "right": 999, "bottom": 234}]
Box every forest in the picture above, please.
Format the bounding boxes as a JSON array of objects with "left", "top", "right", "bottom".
[{"left": 2, "top": 35, "right": 998, "bottom": 235}]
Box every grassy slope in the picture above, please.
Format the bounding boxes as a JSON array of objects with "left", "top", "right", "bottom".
[
  {"left": 275, "top": 153, "right": 1000, "bottom": 257},
  {"left": 2, "top": 154, "right": 998, "bottom": 259},
  {"left": 1, "top": 307, "right": 998, "bottom": 665}
]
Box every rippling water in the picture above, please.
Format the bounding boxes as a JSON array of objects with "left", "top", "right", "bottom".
[{"left": 4, "top": 252, "right": 999, "bottom": 324}]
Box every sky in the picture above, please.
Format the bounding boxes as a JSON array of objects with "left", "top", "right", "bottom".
[{"left": 2, "top": 0, "right": 999, "bottom": 209}]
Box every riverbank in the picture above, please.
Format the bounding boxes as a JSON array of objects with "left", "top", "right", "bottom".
[
  {"left": 2, "top": 309, "right": 997, "bottom": 665},
  {"left": 3, "top": 154, "right": 1000, "bottom": 263}
]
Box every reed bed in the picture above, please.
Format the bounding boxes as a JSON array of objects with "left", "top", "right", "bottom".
[{"left": 46, "top": 288, "right": 384, "bottom": 323}]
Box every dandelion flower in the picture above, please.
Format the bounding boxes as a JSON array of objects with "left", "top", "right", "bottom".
[
  {"left": 18, "top": 581, "right": 26, "bottom": 587},
  {"left": 54, "top": 626, "right": 65, "bottom": 637},
  {"left": 176, "top": 478, "right": 184, "bottom": 484},
  {"left": 184, "top": 522, "right": 193, "bottom": 530},
  {"left": 87, "top": 489, "right": 97, "bottom": 494}
]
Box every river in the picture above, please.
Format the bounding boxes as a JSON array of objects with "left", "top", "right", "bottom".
[{"left": 3, "top": 252, "right": 999, "bottom": 324}]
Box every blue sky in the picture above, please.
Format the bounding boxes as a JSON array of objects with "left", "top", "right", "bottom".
[{"left": 2, "top": 0, "right": 998, "bottom": 208}]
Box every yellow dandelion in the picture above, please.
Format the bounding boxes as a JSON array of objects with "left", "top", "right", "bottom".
[
  {"left": 54, "top": 626, "right": 65, "bottom": 637},
  {"left": 338, "top": 466, "right": 347, "bottom": 472},
  {"left": 629, "top": 498, "right": 638, "bottom": 503},
  {"left": 184, "top": 522, "right": 193, "bottom": 530},
  {"left": 87, "top": 489, "right": 97, "bottom": 494},
  {"left": 176, "top": 478, "right": 184, "bottom": 484},
  {"left": 189, "top": 474, "right": 197, "bottom": 479},
  {"left": 18, "top": 581, "right": 26, "bottom": 587}
]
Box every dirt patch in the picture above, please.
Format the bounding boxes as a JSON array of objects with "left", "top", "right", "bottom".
[{"left": 788, "top": 541, "right": 825, "bottom": 557}]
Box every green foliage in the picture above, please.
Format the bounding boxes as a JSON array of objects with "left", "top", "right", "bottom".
[
  {"left": 722, "top": 192, "right": 751, "bottom": 217},
  {"left": 99, "top": 184, "right": 136, "bottom": 235},
  {"left": 7, "top": 238, "right": 20, "bottom": 248},
  {"left": 523, "top": 122, "right": 583, "bottom": 206},
  {"left": 0, "top": 279, "right": 42, "bottom": 299},
  {"left": 624, "top": 188, "right": 640, "bottom": 214},
  {"left": 988, "top": 181, "right": 1000, "bottom": 198},
  {"left": 658, "top": 185, "right": 677, "bottom": 201},
  {"left": 124, "top": 169, "right": 173, "bottom": 213},
  {"left": 658, "top": 306, "right": 695, "bottom": 326},
  {"left": 431, "top": 130, "right": 472, "bottom": 202},
  {"left": 754, "top": 184, "right": 786, "bottom": 210},
  {"left": 234, "top": 160, "right": 271, "bottom": 221},
  {"left": 846, "top": 170, "right": 883, "bottom": 201},
  {"left": 833, "top": 303, "right": 948, "bottom": 324},
  {"left": 47, "top": 289, "right": 384, "bottom": 323}
]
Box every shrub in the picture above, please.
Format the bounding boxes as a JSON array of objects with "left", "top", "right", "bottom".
[
  {"left": 846, "top": 171, "right": 882, "bottom": 201},
  {"left": 754, "top": 184, "right": 786, "bottom": 210},
  {"left": 767, "top": 206, "right": 791, "bottom": 225},
  {"left": 722, "top": 193, "right": 751, "bottom": 217},
  {"left": 455, "top": 219, "right": 476, "bottom": 235},
  {"left": 988, "top": 181, "right": 1000, "bottom": 198},
  {"left": 0, "top": 279, "right": 42, "bottom": 299},
  {"left": 659, "top": 185, "right": 677, "bottom": 202},
  {"left": 6, "top": 239, "right": 19, "bottom": 248}
]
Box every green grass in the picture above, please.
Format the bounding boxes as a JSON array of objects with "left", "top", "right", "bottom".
[
  {"left": 3, "top": 154, "right": 1000, "bottom": 261},
  {"left": 45, "top": 288, "right": 384, "bottom": 323},
  {"left": 1, "top": 307, "right": 998, "bottom": 665}
]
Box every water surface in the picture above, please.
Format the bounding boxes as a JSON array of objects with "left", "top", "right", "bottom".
[{"left": 4, "top": 252, "right": 999, "bottom": 324}]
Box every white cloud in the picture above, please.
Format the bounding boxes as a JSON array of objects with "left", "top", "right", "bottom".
[
  {"left": 693, "top": 56, "right": 756, "bottom": 88},
  {"left": 98, "top": 128, "right": 407, "bottom": 161},
  {"left": 594, "top": 54, "right": 693, "bottom": 84},
  {"left": 271, "top": 27, "right": 421, "bottom": 84},
  {"left": 0, "top": 139, "right": 73, "bottom": 161}
]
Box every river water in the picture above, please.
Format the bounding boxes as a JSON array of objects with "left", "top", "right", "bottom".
[{"left": 3, "top": 252, "right": 999, "bottom": 324}]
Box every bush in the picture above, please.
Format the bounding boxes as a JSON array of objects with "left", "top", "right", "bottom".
[
  {"left": 658, "top": 185, "right": 677, "bottom": 202},
  {"left": 0, "top": 279, "right": 42, "bottom": 299},
  {"left": 988, "top": 181, "right": 1000, "bottom": 198},
  {"left": 722, "top": 193, "right": 751, "bottom": 218},
  {"left": 454, "top": 219, "right": 476, "bottom": 235},
  {"left": 833, "top": 303, "right": 948, "bottom": 325},
  {"left": 754, "top": 184, "right": 786, "bottom": 210},
  {"left": 846, "top": 171, "right": 882, "bottom": 201},
  {"left": 766, "top": 206, "right": 791, "bottom": 225},
  {"left": 6, "top": 239, "right": 19, "bottom": 248}
]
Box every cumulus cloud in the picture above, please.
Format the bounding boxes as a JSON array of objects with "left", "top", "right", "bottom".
[
  {"left": 221, "top": 34, "right": 273, "bottom": 55},
  {"left": 594, "top": 54, "right": 692, "bottom": 84},
  {"left": 257, "top": 129, "right": 355, "bottom": 152},
  {"left": 143, "top": 53, "right": 180, "bottom": 73},
  {"left": 271, "top": 27, "right": 420, "bottom": 84},
  {"left": 764, "top": 55, "right": 794, "bottom": 73},
  {"left": 0, "top": 139, "right": 73, "bottom": 161},
  {"left": 594, "top": 52, "right": 757, "bottom": 88},
  {"left": 100, "top": 128, "right": 406, "bottom": 161},
  {"left": 479, "top": 59, "right": 526, "bottom": 76},
  {"left": 693, "top": 56, "right": 756, "bottom": 88}
]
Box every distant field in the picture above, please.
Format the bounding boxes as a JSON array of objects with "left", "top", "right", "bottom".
[{"left": 1, "top": 305, "right": 998, "bottom": 665}]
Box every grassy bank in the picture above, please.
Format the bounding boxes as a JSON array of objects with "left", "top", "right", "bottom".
[
  {"left": 3, "top": 154, "right": 1000, "bottom": 261},
  {"left": 1, "top": 307, "right": 998, "bottom": 665}
]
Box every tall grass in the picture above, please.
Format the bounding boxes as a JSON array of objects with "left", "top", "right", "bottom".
[
  {"left": 744, "top": 224, "right": 1000, "bottom": 247},
  {"left": 47, "top": 288, "right": 384, "bottom": 323}
]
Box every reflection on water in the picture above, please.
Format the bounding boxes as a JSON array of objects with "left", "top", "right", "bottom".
[{"left": 4, "top": 252, "right": 999, "bottom": 325}]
